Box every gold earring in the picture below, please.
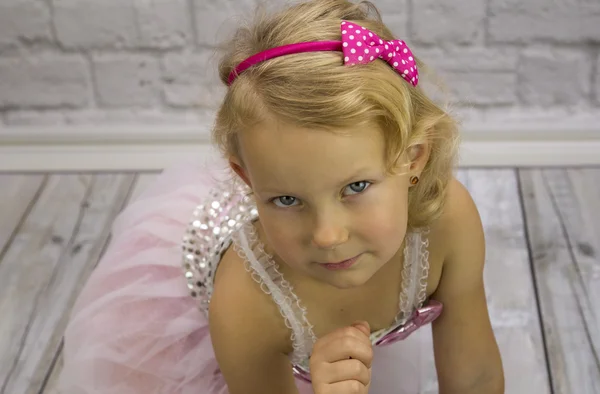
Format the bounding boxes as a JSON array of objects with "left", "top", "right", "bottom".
[{"left": 409, "top": 175, "right": 419, "bottom": 185}]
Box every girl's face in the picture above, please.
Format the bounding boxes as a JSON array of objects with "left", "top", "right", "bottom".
[{"left": 232, "top": 117, "right": 416, "bottom": 289}]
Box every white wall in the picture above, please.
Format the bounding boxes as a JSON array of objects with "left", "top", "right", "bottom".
[
  {"left": 1, "top": 0, "right": 599, "bottom": 127},
  {"left": 0, "top": 0, "right": 599, "bottom": 170}
]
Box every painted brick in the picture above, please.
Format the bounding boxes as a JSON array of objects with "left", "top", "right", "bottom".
[
  {"left": 0, "top": 55, "right": 89, "bottom": 108},
  {"left": 375, "top": 0, "right": 408, "bottom": 15},
  {"left": 132, "top": 0, "right": 192, "bottom": 48},
  {"left": 489, "top": 0, "right": 600, "bottom": 43},
  {"left": 444, "top": 72, "right": 517, "bottom": 106},
  {"left": 53, "top": 0, "right": 138, "bottom": 49},
  {"left": 594, "top": 54, "right": 600, "bottom": 106},
  {"left": 93, "top": 55, "right": 161, "bottom": 107},
  {"left": 417, "top": 47, "right": 518, "bottom": 106},
  {"left": 382, "top": 13, "right": 408, "bottom": 42},
  {"left": 194, "top": 0, "right": 258, "bottom": 46},
  {"left": 0, "top": 0, "right": 597, "bottom": 121},
  {"left": 61, "top": 109, "right": 210, "bottom": 125},
  {"left": 518, "top": 48, "right": 592, "bottom": 106},
  {"left": 377, "top": 0, "right": 409, "bottom": 38},
  {"left": 0, "top": 0, "right": 52, "bottom": 51},
  {"left": 418, "top": 47, "right": 519, "bottom": 72},
  {"left": 162, "top": 52, "right": 225, "bottom": 108},
  {"left": 411, "top": 0, "right": 485, "bottom": 44},
  {"left": 54, "top": 0, "right": 191, "bottom": 49}
]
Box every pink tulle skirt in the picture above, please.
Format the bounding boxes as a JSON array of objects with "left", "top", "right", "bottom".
[{"left": 58, "top": 157, "right": 433, "bottom": 394}]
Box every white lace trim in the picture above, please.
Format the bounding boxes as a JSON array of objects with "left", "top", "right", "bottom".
[
  {"left": 229, "top": 210, "right": 430, "bottom": 367},
  {"left": 231, "top": 222, "right": 317, "bottom": 365},
  {"left": 396, "top": 228, "right": 431, "bottom": 324},
  {"left": 415, "top": 228, "right": 431, "bottom": 307}
]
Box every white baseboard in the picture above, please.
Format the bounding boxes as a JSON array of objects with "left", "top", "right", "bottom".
[{"left": 1, "top": 124, "right": 599, "bottom": 172}]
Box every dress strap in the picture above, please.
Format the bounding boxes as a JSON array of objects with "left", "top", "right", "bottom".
[
  {"left": 232, "top": 222, "right": 318, "bottom": 365},
  {"left": 414, "top": 228, "right": 431, "bottom": 307},
  {"left": 368, "top": 228, "right": 433, "bottom": 345},
  {"left": 397, "top": 228, "right": 431, "bottom": 324}
]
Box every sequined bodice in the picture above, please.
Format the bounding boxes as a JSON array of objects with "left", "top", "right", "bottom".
[{"left": 181, "top": 179, "right": 442, "bottom": 380}]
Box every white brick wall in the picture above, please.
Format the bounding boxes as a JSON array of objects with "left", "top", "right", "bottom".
[
  {"left": 488, "top": 0, "right": 600, "bottom": 43},
  {"left": 0, "top": 0, "right": 599, "bottom": 126},
  {"left": 93, "top": 54, "right": 161, "bottom": 107},
  {"left": 194, "top": 0, "right": 260, "bottom": 47},
  {"left": 595, "top": 54, "right": 600, "bottom": 105},
  {"left": 518, "top": 48, "right": 592, "bottom": 106},
  {"left": 53, "top": 0, "right": 192, "bottom": 49},
  {"left": 0, "top": 54, "right": 90, "bottom": 108},
  {"left": 412, "top": 0, "right": 486, "bottom": 45},
  {"left": 0, "top": 0, "right": 52, "bottom": 51},
  {"left": 162, "top": 52, "right": 225, "bottom": 108}
]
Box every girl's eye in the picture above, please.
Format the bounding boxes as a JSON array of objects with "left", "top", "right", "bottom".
[
  {"left": 272, "top": 196, "right": 299, "bottom": 208},
  {"left": 344, "top": 181, "right": 371, "bottom": 196},
  {"left": 271, "top": 181, "right": 371, "bottom": 207}
]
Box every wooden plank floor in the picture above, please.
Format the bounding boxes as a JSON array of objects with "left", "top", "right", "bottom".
[{"left": 0, "top": 169, "right": 598, "bottom": 394}]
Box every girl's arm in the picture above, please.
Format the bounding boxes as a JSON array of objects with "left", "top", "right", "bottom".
[
  {"left": 431, "top": 179, "right": 505, "bottom": 394},
  {"left": 209, "top": 246, "right": 300, "bottom": 394}
]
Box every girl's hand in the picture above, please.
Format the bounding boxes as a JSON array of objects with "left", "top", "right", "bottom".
[{"left": 310, "top": 321, "right": 373, "bottom": 394}]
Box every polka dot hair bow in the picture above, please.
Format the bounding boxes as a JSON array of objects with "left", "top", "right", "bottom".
[
  {"left": 227, "top": 21, "right": 419, "bottom": 86},
  {"left": 341, "top": 21, "right": 418, "bottom": 86}
]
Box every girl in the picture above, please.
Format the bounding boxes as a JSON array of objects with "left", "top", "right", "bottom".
[{"left": 58, "top": 0, "right": 504, "bottom": 393}]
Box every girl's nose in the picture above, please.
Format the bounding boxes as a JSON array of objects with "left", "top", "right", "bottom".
[{"left": 311, "top": 216, "right": 348, "bottom": 250}]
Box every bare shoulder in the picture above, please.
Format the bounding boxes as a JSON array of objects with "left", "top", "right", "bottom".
[
  {"left": 209, "top": 244, "right": 298, "bottom": 394},
  {"left": 210, "top": 244, "right": 292, "bottom": 350},
  {"left": 429, "top": 176, "right": 484, "bottom": 264}
]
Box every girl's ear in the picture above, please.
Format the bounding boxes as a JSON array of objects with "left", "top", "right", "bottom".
[
  {"left": 408, "top": 142, "right": 431, "bottom": 176},
  {"left": 228, "top": 157, "right": 252, "bottom": 188}
]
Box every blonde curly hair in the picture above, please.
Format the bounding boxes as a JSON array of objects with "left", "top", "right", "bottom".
[{"left": 212, "top": 0, "right": 460, "bottom": 228}]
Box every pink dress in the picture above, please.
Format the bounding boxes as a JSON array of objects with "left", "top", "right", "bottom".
[{"left": 58, "top": 157, "right": 442, "bottom": 394}]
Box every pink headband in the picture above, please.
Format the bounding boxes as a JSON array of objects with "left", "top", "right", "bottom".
[{"left": 227, "top": 21, "right": 419, "bottom": 86}]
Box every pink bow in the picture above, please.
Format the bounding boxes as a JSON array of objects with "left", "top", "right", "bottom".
[
  {"left": 340, "top": 21, "right": 418, "bottom": 86},
  {"left": 374, "top": 300, "right": 443, "bottom": 346},
  {"left": 292, "top": 301, "right": 443, "bottom": 383}
]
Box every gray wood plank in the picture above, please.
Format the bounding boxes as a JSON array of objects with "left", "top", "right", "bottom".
[
  {"left": 40, "top": 353, "right": 62, "bottom": 394},
  {"left": 39, "top": 172, "right": 160, "bottom": 394},
  {"left": 0, "top": 175, "right": 46, "bottom": 258},
  {"left": 421, "top": 169, "right": 550, "bottom": 393},
  {"left": 0, "top": 174, "right": 136, "bottom": 394},
  {"left": 519, "top": 168, "right": 600, "bottom": 394},
  {"left": 467, "top": 169, "right": 550, "bottom": 393}
]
